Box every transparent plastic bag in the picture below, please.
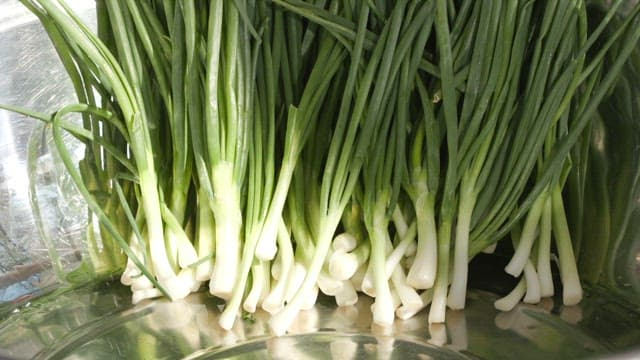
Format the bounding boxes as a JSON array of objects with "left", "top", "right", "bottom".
[{"left": 0, "top": 0, "right": 95, "bottom": 303}]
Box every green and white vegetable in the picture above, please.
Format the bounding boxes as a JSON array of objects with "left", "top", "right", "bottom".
[{"left": 4, "top": 0, "right": 640, "bottom": 336}]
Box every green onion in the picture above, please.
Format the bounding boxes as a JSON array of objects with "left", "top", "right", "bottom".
[{"left": 4, "top": 0, "right": 640, "bottom": 335}]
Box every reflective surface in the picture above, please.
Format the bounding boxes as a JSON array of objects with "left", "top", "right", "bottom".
[{"left": 1, "top": 279, "right": 639, "bottom": 360}]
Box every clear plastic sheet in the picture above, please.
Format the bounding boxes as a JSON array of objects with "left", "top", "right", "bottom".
[{"left": 0, "top": 0, "right": 95, "bottom": 303}]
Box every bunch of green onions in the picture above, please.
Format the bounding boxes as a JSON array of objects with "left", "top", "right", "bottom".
[{"left": 4, "top": 0, "right": 640, "bottom": 335}]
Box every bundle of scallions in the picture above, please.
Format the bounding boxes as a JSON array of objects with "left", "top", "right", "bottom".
[{"left": 3, "top": 0, "right": 640, "bottom": 336}]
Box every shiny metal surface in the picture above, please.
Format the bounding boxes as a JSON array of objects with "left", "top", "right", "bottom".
[
  {"left": 1, "top": 1, "right": 640, "bottom": 359},
  {"left": 1, "top": 281, "right": 639, "bottom": 360}
]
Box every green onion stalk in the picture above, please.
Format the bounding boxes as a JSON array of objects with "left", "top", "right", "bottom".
[
  {"left": 448, "top": 0, "right": 518, "bottom": 310},
  {"left": 201, "top": 0, "right": 251, "bottom": 300},
  {"left": 428, "top": 0, "right": 459, "bottom": 324},
  {"left": 402, "top": 3, "right": 439, "bottom": 292}
]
